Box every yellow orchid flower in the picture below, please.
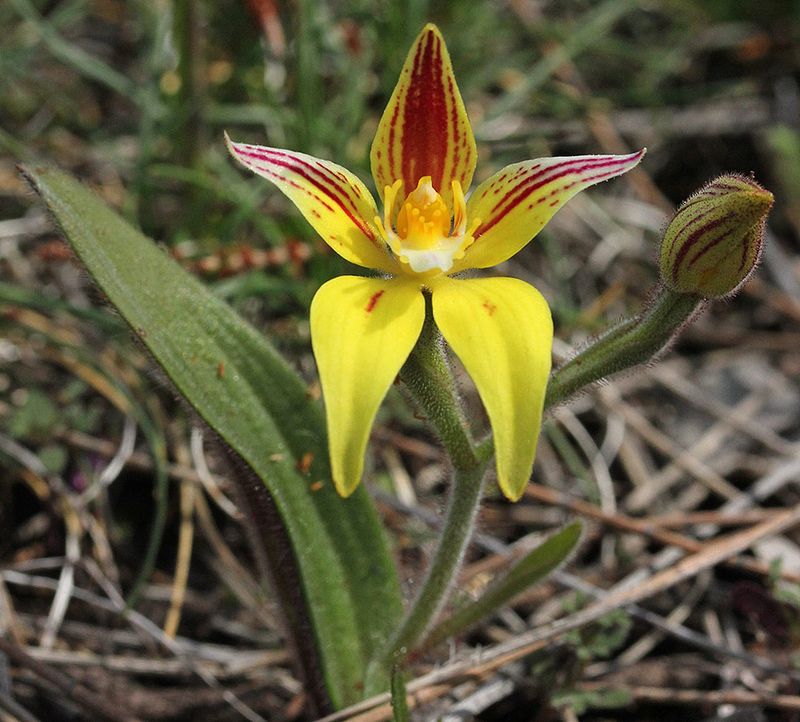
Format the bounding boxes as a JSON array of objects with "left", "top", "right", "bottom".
[{"left": 227, "top": 24, "right": 644, "bottom": 501}]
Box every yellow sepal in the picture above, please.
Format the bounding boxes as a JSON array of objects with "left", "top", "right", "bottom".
[
  {"left": 430, "top": 276, "right": 553, "bottom": 500},
  {"left": 310, "top": 276, "right": 425, "bottom": 496},
  {"left": 370, "top": 24, "right": 477, "bottom": 211},
  {"left": 226, "top": 134, "right": 398, "bottom": 273},
  {"left": 454, "top": 151, "right": 645, "bottom": 271}
]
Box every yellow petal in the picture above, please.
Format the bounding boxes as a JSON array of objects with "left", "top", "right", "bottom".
[
  {"left": 454, "top": 150, "right": 645, "bottom": 271},
  {"left": 310, "top": 276, "right": 425, "bottom": 496},
  {"left": 226, "top": 134, "right": 398, "bottom": 273},
  {"left": 431, "top": 277, "right": 553, "bottom": 500},
  {"left": 370, "top": 24, "right": 477, "bottom": 211}
]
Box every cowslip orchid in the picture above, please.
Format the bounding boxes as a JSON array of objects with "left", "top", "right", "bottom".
[{"left": 227, "top": 24, "right": 644, "bottom": 501}]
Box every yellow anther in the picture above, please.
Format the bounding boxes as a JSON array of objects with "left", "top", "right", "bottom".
[
  {"left": 382, "top": 179, "right": 404, "bottom": 235},
  {"left": 395, "top": 176, "right": 451, "bottom": 249}
]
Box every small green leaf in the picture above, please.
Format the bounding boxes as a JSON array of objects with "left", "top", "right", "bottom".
[
  {"left": 7, "top": 389, "right": 60, "bottom": 440},
  {"left": 38, "top": 444, "right": 68, "bottom": 474},
  {"left": 552, "top": 686, "right": 631, "bottom": 715},
  {"left": 562, "top": 601, "right": 632, "bottom": 663},
  {"left": 425, "top": 521, "right": 583, "bottom": 648},
  {"left": 22, "top": 165, "right": 403, "bottom": 708}
]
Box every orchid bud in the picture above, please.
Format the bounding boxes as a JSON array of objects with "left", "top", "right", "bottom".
[{"left": 659, "top": 175, "right": 773, "bottom": 298}]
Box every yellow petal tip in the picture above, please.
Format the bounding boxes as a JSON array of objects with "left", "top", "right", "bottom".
[
  {"left": 223, "top": 130, "right": 236, "bottom": 157},
  {"left": 499, "top": 481, "right": 526, "bottom": 503},
  {"left": 222, "top": 130, "right": 238, "bottom": 156},
  {"left": 332, "top": 475, "right": 359, "bottom": 498}
]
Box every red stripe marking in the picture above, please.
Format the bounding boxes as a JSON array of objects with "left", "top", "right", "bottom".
[
  {"left": 662, "top": 205, "right": 713, "bottom": 260},
  {"left": 400, "top": 29, "right": 449, "bottom": 193},
  {"left": 488, "top": 156, "right": 633, "bottom": 216},
  {"left": 313, "top": 160, "right": 365, "bottom": 212},
  {"left": 672, "top": 213, "right": 734, "bottom": 282},
  {"left": 688, "top": 207, "right": 762, "bottom": 277},
  {"left": 492, "top": 172, "right": 509, "bottom": 194},
  {"left": 474, "top": 155, "right": 639, "bottom": 239},
  {"left": 431, "top": 33, "right": 445, "bottom": 190},
  {"left": 365, "top": 290, "right": 385, "bottom": 312},
  {"left": 737, "top": 224, "right": 761, "bottom": 275},
  {"left": 246, "top": 164, "right": 335, "bottom": 213},
  {"left": 236, "top": 146, "right": 378, "bottom": 243},
  {"left": 447, "top": 74, "right": 460, "bottom": 188},
  {"left": 739, "top": 240, "right": 749, "bottom": 275},
  {"left": 485, "top": 161, "right": 588, "bottom": 216},
  {"left": 386, "top": 84, "right": 403, "bottom": 184},
  {"left": 254, "top": 148, "right": 361, "bottom": 217},
  {"left": 701, "top": 178, "right": 761, "bottom": 195},
  {"left": 686, "top": 226, "right": 733, "bottom": 269}
]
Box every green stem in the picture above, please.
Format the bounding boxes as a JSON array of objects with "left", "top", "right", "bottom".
[
  {"left": 295, "top": 0, "right": 321, "bottom": 151},
  {"left": 174, "top": 0, "right": 203, "bottom": 169},
  {"left": 365, "top": 299, "right": 488, "bottom": 693},
  {"left": 422, "top": 521, "right": 582, "bottom": 650},
  {"left": 173, "top": 0, "right": 206, "bottom": 236},
  {"left": 399, "top": 300, "right": 479, "bottom": 472},
  {"left": 369, "top": 287, "right": 701, "bottom": 691},
  {"left": 390, "top": 666, "right": 410, "bottom": 722},
  {"left": 545, "top": 286, "right": 703, "bottom": 409}
]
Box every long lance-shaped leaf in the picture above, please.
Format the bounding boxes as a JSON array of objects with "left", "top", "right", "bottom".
[
  {"left": 22, "top": 165, "right": 403, "bottom": 710},
  {"left": 424, "top": 521, "right": 583, "bottom": 649}
]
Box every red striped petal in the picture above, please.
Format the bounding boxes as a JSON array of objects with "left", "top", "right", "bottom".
[
  {"left": 455, "top": 150, "right": 645, "bottom": 270},
  {"left": 370, "top": 24, "right": 477, "bottom": 211},
  {"left": 227, "top": 135, "right": 397, "bottom": 272}
]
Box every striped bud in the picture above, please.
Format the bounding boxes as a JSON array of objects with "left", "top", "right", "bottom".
[{"left": 659, "top": 175, "right": 773, "bottom": 298}]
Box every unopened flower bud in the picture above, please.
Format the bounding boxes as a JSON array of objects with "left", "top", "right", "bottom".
[{"left": 659, "top": 174, "right": 773, "bottom": 298}]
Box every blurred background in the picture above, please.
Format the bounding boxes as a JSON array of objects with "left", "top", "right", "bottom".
[{"left": 1, "top": 1, "right": 800, "bottom": 720}]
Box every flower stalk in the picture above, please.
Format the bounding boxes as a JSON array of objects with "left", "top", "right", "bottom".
[
  {"left": 545, "top": 286, "right": 703, "bottom": 410},
  {"left": 398, "top": 296, "right": 483, "bottom": 472},
  {"left": 365, "top": 301, "right": 489, "bottom": 693}
]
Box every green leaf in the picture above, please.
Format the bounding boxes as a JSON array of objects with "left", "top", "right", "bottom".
[
  {"left": 22, "top": 165, "right": 403, "bottom": 708},
  {"left": 552, "top": 686, "right": 631, "bottom": 715},
  {"left": 38, "top": 444, "right": 68, "bottom": 474},
  {"left": 424, "top": 521, "right": 583, "bottom": 648},
  {"left": 6, "top": 388, "right": 60, "bottom": 440}
]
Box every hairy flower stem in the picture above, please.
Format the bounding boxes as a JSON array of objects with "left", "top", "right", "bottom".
[
  {"left": 545, "top": 285, "right": 703, "bottom": 409},
  {"left": 369, "top": 287, "right": 701, "bottom": 694},
  {"left": 366, "top": 298, "right": 489, "bottom": 694},
  {"left": 390, "top": 667, "right": 410, "bottom": 722}
]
